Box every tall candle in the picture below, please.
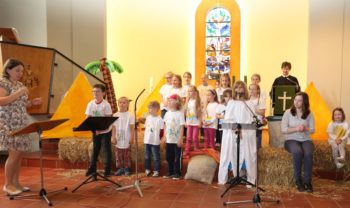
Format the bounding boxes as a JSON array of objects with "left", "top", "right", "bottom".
[{"left": 149, "top": 76, "right": 153, "bottom": 93}]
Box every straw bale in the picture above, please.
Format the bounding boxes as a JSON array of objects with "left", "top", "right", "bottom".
[
  {"left": 258, "top": 141, "right": 350, "bottom": 188},
  {"left": 58, "top": 137, "right": 90, "bottom": 163},
  {"left": 313, "top": 141, "right": 350, "bottom": 174},
  {"left": 258, "top": 147, "right": 294, "bottom": 187},
  {"left": 313, "top": 141, "right": 335, "bottom": 170}
]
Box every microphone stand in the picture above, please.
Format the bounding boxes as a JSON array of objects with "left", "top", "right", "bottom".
[
  {"left": 116, "top": 89, "right": 146, "bottom": 197},
  {"left": 286, "top": 77, "right": 300, "bottom": 92},
  {"left": 236, "top": 93, "right": 262, "bottom": 127},
  {"left": 242, "top": 100, "right": 263, "bottom": 128}
]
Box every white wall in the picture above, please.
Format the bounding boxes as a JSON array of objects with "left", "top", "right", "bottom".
[
  {"left": 0, "top": 0, "right": 47, "bottom": 46},
  {"left": 46, "top": 0, "right": 106, "bottom": 112},
  {"left": 46, "top": 0, "right": 105, "bottom": 65},
  {"left": 308, "top": 0, "right": 350, "bottom": 118},
  {"left": 341, "top": 1, "right": 350, "bottom": 117}
]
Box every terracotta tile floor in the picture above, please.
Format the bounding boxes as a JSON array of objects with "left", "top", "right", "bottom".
[{"left": 0, "top": 167, "right": 350, "bottom": 208}]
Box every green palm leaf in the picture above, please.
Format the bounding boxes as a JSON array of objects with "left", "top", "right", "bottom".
[
  {"left": 106, "top": 60, "right": 123, "bottom": 73},
  {"left": 85, "top": 59, "right": 124, "bottom": 75},
  {"left": 84, "top": 60, "right": 101, "bottom": 75}
]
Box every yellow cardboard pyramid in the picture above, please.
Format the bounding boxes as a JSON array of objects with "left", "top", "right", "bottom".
[
  {"left": 136, "top": 78, "right": 165, "bottom": 118},
  {"left": 305, "top": 82, "right": 332, "bottom": 141},
  {"left": 42, "top": 72, "right": 93, "bottom": 139}
]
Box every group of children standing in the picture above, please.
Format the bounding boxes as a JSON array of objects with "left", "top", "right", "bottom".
[
  {"left": 156, "top": 71, "right": 269, "bottom": 181},
  {"left": 85, "top": 72, "right": 349, "bottom": 184}
]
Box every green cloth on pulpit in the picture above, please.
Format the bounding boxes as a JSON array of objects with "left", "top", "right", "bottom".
[{"left": 273, "top": 86, "right": 296, "bottom": 116}]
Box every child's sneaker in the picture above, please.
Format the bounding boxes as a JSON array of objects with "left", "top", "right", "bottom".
[
  {"left": 145, "top": 169, "right": 151, "bottom": 176},
  {"left": 336, "top": 162, "right": 344, "bottom": 169},
  {"left": 337, "top": 156, "right": 345, "bottom": 162},
  {"left": 163, "top": 174, "right": 174, "bottom": 179},
  {"left": 124, "top": 168, "right": 130, "bottom": 176},
  {"left": 152, "top": 171, "right": 159, "bottom": 177},
  {"left": 114, "top": 168, "right": 124, "bottom": 176},
  {"left": 172, "top": 174, "right": 181, "bottom": 180}
]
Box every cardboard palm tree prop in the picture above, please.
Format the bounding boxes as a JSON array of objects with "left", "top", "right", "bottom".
[{"left": 85, "top": 58, "right": 123, "bottom": 113}]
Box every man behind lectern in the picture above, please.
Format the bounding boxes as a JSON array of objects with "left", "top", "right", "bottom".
[{"left": 270, "top": 61, "right": 300, "bottom": 106}]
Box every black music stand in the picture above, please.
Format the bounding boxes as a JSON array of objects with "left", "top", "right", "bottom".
[
  {"left": 9, "top": 119, "right": 69, "bottom": 206},
  {"left": 71, "top": 117, "right": 121, "bottom": 193},
  {"left": 221, "top": 123, "right": 280, "bottom": 207}
]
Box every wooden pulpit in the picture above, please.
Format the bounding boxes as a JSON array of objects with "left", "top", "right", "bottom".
[
  {"left": 0, "top": 28, "right": 55, "bottom": 115},
  {"left": 0, "top": 28, "right": 20, "bottom": 43}
]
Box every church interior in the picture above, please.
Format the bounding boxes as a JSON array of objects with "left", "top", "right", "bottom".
[{"left": 0, "top": 0, "right": 350, "bottom": 207}]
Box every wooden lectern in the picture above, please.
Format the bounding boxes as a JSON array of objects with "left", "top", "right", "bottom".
[
  {"left": 0, "top": 28, "right": 20, "bottom": 43},
  {"left": 9, "top": 119, "right": 69, "bottom": 206},
  {"left": 0, "top": 28, "right": 55, "bottom": 115}
]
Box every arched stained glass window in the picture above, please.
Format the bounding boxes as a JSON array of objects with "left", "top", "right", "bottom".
[
  {"left": 195, "top": 0, "right": 240, "bottom": 85},
  {"left": 205, "top": 8, "right": 231, "bottom": 80}
]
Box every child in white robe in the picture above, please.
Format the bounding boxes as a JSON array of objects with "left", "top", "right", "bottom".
[{"left": 218, "top": 81, "right": 257, "bottom": 187}]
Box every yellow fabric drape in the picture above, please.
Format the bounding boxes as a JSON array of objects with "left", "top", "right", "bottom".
[
  {"left": 42, "top": 72, "right": 93, "bottom": 139},
  {"left": 136, "top": 78, "right": 165, "bottom": 118},
  {"left": 305, "top": 82, "right": 332, "bottom": 141}
]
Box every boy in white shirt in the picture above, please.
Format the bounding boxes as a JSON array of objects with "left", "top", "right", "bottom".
[
  {"left": 112, "top": 97, "right": 135, "bottom": 176},
  {"left": 85, "top": 84, "right": 113, "bottom": 177},
  {"left": 144, "top": 101, "right": 164, "bottom": 177}
]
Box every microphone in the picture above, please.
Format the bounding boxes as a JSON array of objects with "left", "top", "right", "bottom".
[
  {"left": 236, "top": 92, "right": 243, "bottom": 99},
  {"left": 241, "top": 100, "right": 265, "bottom": 129},
  {"left": 252, "top": 116, "right": 264, "bottom": 128},
  {"left": 286, "top": 77, "right": 300, "bottom": 91}
]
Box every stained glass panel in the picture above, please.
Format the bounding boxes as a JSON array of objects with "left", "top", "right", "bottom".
[{"left": 205, "top": 7, "right": 231, "bottom": 79}]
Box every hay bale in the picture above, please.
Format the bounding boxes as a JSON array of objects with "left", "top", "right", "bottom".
[
  {"left": 258, "top": 141, "right": 350, "bottom": 188},
  {"left": 313, "top": 141, "right": 335, "bottom": 171},
  {"left": 258, "top": 147, "right": 294, "bottom": 187},
  {"left": 58, "top": 137, "right": 90, "bottom": 163},
  {"left": 313, "top": 141, "right": 350, "bottom": 174},
  {"left": 185, "top": 155, "right": 217, "bottom": 184}
]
